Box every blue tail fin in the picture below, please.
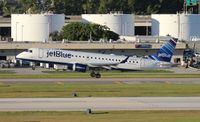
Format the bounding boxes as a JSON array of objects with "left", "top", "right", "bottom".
[{"left": 149, "top": 39, "right": 177, "bottom": 62}]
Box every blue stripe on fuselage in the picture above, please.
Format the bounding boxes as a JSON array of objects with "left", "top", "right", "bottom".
[{"left": 16, "top": 58, "right": 72, "bottom": 66}]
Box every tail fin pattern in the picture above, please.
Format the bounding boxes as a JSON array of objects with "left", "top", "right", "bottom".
[{"left": 149, "top": 39, "right": 177, "bottom": 62}]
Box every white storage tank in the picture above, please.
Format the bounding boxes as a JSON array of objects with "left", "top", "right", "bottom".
[
  {"left": 179, "top": 14, "right": 200, "bottom": 41},
  {"left": 152, "top": 14, "right": 200, "bottom": 41},
  {"left": 82, "top": 13, "right": 134, "bottom": 36},
  {"left": 152, "top": 14, "right": 179, "bottom": 38},
  {"left": 11, "top": 14, "right": 65, "bottom": 42}
]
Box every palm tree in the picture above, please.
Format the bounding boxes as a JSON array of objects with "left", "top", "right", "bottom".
[
  {"left": 18, "top": 0, "right": 41, "bottom": 14},
  {"left": 1, "top": 0, "right": 18, "bottom": 17},
  {"left": 0, "top": 1, "right": 3, "bottom": 15}
]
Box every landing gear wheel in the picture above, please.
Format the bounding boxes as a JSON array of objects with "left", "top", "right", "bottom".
[
  {"left": 90, "top": 71, "right": 101, "bottom": 78},
  {"left": 32, "top": 65, "right": 36, "bottom": 70},
  {"left": 90, "top": 71, "right": 96, "bottom": 78},
  {"left": 95, "top": 73, "right": 101, "bottom": 78}
]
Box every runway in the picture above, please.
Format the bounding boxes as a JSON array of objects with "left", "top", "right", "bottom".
[
  {"left": 0, "top": 78, "right": 200, "bottom": 84},
  {"left": 0, "top": 97, "right": 200, "bottom": 111}
]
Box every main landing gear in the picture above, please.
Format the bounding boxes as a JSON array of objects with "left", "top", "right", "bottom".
[
  {"left": 90, "top": 71, "right": 101, "bottom": 78},
  {"left": 32, "top": 65, "right": 36, "bottom": 70}
]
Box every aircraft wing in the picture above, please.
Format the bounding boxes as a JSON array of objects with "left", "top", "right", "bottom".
[
  {"left": 86, "top": 56, "right": 130, "bottom": 68},
  {"left": 87, "top": 62, "right": 120, "bottom": 67},
  {"left": 157, "top": 62, "right": 177, "bottom": 68},
  {"left": 86, "top": 63, "right": 118, "bottom": 70},
  {"left": 68, "top": 56, "right": 129, "bottom": 70}
]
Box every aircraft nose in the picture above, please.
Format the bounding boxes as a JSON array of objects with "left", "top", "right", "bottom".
[{"left": 16, "top": 53, "right": 23, "bottom": 59}]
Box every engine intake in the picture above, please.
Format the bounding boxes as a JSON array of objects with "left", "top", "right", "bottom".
[{"left": 68, "top": 63, "right": 87, "bottom": 72}]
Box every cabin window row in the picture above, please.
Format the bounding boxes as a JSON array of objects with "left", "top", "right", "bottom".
[
  {"left": 71, "top": 55, "right": 139, "bottom": 64},
  {"left": 71, "top": 55, "right": 122, "bottom": 62},
  {"left": 128, "top": 61, "right": 138, "bottom": 63}
]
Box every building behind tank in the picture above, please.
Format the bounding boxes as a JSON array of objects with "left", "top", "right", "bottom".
[
  {"left": 152, "top": 13, "right": 200, "bottom": 41},
  {"left": 82, "top": 12, "right": 135, "bottom": 36},
  {"left": 11, "top": 14, "right": 65, "bottom": 42}
]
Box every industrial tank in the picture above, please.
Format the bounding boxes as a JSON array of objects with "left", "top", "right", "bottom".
[
  {"left": 82, "top": 13, "right": 134, "bottom": 36},
  {"left": 151, "top": 14, "right": 179, "bottom": 38},
  {"left": 179, "top": 14, "right": 200, "bottom": 41},
  {"left": 152, "top": 14, "right": 200, "bottom": 41},
  {"left": 11, "top": 14, "right": 64, "bottom": 42}
]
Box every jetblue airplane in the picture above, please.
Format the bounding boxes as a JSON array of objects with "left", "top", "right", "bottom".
[{"left": 16, "top": 39, "right": 177, "bottom": 78}]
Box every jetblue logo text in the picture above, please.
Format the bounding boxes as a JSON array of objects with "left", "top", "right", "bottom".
[
  {"left": 158, "top": 53, "right": 171, "bottom": 58},
  {"left": 47, "top": 51, "right": 72, "bottom": 58}
]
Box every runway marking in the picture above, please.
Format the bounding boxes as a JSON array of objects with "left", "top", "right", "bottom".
[
  {"left": 56, "top": 81, "right": 65, "bottom": 85},
  {"left": 114, "top": 81, "right": 124, "bottom": 84},
  {"left": 165, "top": 81, "right": 171, "bottom": 84}
]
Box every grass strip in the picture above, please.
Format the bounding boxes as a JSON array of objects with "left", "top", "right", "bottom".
[
  {"left": 0, "top": 111, "right": 200, "bottom": 122},
  {"left": 0, "top": 70, "right": 16, "bottom": 74},
  {"left": 1, "top": 83, "right": 200, "bottom": 98},
  {"left": 0, "top": 72, "right": 200, "bottom": 79}
]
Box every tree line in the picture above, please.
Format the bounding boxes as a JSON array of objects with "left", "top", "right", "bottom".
[{"left": 0, "top": 0, "right": 183, "bottom": 16}]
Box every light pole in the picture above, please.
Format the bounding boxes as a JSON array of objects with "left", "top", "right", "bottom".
[
  {"left": 15, "top": 22, "right": 19, "bottom": 41},
  {"left": 21, "top": 24, "right": 24, "bottom": 41}
]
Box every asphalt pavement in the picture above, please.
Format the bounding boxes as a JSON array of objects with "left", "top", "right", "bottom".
[{"left": 0, "top": 97, "right": 200, "bottom": 111}]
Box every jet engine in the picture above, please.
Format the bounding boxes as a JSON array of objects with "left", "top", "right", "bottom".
[{"left": 68, "top": 63, "right": 88, "bottom": 72}]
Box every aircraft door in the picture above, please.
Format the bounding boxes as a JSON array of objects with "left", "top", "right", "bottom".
[
  {"left": 140, "top": 58, "right": 145, "bottom": 69},
  {"left": 38, "top": 49, "right": 44, "bottom": 58}
]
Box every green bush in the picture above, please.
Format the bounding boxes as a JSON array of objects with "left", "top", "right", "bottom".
[{"left": 61, "top": 22, "right": 119, "bottom": 41}]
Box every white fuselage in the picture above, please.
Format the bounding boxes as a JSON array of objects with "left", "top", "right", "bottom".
[{"left": 16, "top": 48, "right": 170, "bottom": 71}]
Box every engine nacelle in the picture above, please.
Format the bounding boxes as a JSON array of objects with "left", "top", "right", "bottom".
[{"left": 68, "top": 63, "right": 87, "bottom": 72}]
